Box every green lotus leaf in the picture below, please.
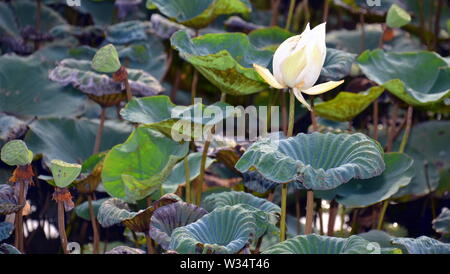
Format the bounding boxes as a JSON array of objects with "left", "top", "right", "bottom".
[
  {"left": 0, "top": 114, "right": 27, "bottom": 147},
  {"left": 75, "top": 198, "right": 109, "bottom": 221},
  {"left": 1, "top": 140, "right": 33, "bottom": 167},
  {"left": 326, "top": 26, "right": 424, "bottom": 54},
  {"left": 50, "top": 160, "right": 82, "bottom": 188},
  {"left": 392, "top": 148, "right": 440, "bottom": 201},
  {"left": 24, "top": 118, "right": 131, "bottom": 165},
  {"left": 169, "top": 205, "right": 256, "bottom": 254},
  {"left": 162, "top": 152, "right": 215, "bottom": 194},
  {"left": 101, "top": 127, "right": 189, "bottom": 203},
  {"left": 0, "top": 222, "right": 13, "bottom": 242},
  {"left": 91, "top": 44, "right": 122, "bottom": 73},
  {"left": 386, "top": 4, "right": 411, "bottom": 28},
  {"left": 235, "top": 133, "right": 385, "bottom": 190},
  {"left": 75, "top": 153, "right": 106, "bottom": 194},
  {"left": 105, "top": 246, "right": 145, "bottom": 254},
  {"left": 147, "top": 0, "right": 252, "bottom": 29},
  {"left": 262, "top": 234, "right": 381, "bottom": 254},
  {"left": 316, "top": 153, "right": 414, "bottom": 208},
  {"left": 106, "top": 20, "right": 152, "bottom": 45},
  {"left": 391, "top": 236, "right": 450, "bottom": 254},
  {"left": 49, "top": 59, "right": 164, "bottom": 102},
  {"left": 150, "top": 13, "right": 193, "bottom": 40},
  {"left": 0, "top": 243, "right": 21, "bottom": 254},
  {"left": 314, "top": 86, "right": 385, "bottom": 122},
  {"left": 0, "top": 184, "right": 23, "bottom": 215},
  {"left": 0, "top": 54, "right": 86, "bottom": 118},
  {"left": 0, "top": 0, "right": 67, "bottom": 38},
  {"left": 357, "top": 50, "right": 450, "bottom": 109},
  {"left": 149, "top": 201, "right": 208, "bottom": 250},
  {"left": 171, "top": 30, "right": 273, "bottom": 96},
  {"left": 433, "top": 208, "right": 450, "bottom": 235},
  {"left": 248, "top": 26, "right": 293, "bottom": 51},
  {"left": 98, "top": 194, "right": 181, "bottom": 232}
]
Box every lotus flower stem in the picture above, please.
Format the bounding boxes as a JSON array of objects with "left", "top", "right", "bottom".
[
  {"left": 287, "top": 90, "right": 295, "bottom": 137},
  {"left": 56, "top": 192, "right": 69, "bottom": 254},
  {"left": 322, "top": 0, "right": 330, "bottom": 22},
  {"left": 377, "top": 200, "right": 389, "bottom": 230},
  {"left": 285, "top": 0, "right": 296, "bottom": 30},
  {"left": 305, "top": 190, "right": 314, "bottom": 234},
  {"left": 93, "top": 107, "right": 106, "bottom": 154},
  {"left": 281, "top": 92, "right": 288, "bottom": 135},
  {"left": 87, "top": 194, "right": 100, "bottom": 254},
  {"left": 280, "top": 183, "right": 288, "bottom": 241},
  {"left": 398, "top": 106, "right": 413, "bottom": 153},
  {"left": 184, "top": 157, "right": 191, "bottom": 203},
  {"left": 310, "top": 97, "right": 318, "bottom": 131}
]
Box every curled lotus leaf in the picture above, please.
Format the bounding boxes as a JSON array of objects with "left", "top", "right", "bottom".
[
  {"left": 149, "top": 201, "right": 208, "bottom": 250},
  {"left": 171, "top": 30, "right": 273, "bottom": 96},
  {"left": 147, "top": 0, "right": 252, "bottom": 29},
  {"left": 316, "top": 153, "right": 414, "bottom": 208},
  {"left": 105, "top": 246, "right": 145, "bottom": 254},
  {"left": 91, "top": 44, "right": 121, "bottom": 73},
  {"left": 433, "top": 208, "right": 450, "bottom": 235},
  {"left": 357, "top": 50, "right": 450, "bottom": 110},
  {"left": 0, "top": 222, "right": 13, "bottom": 242},
  {"left": 262, "top": 234, "right": 381, "bottom": 254},
  {"left": 98, "top": 194, "right": 181, "bottom": 232},
  {"left": 386, "top": 4, "right": 411, "bottom": 28},
  {"left": 50, "top": 160, "right": 82, "bottom": 188},
  {"left": 101, "top": 127, "right": 189, "bottom": 203},
  {"left": 314, "top": 86, "right": 385, "bottom": 122},
  {"left": 0, "top": 243, "right": 21, "bottom": 254},
  {"left": 391, "top": 236, "right": 450, "bottom": 254},
  {"left": 150, "top": 13, "right": 193, "bottom": 39},
  {"left": 49, "top": 59, "right": 164, "bottom": 99},
  {"left": 0, "top": 184, "right": 23, "bottom": 215},
  {"left": 242, "top": 171, "right": 278, "bottom": 194},
  {"left": 1, "top": 140, "right": 33, "bottom": 167},
  {"left": 169, "top": 205, "right": 256, "bottom": 254},
  {"left": 235, "top": 133, "right": 385, "bottom": 190}
]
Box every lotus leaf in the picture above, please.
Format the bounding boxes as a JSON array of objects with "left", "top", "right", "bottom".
[
  {"left": 147, "top": 0, "right": 252, "bottom": 29},
  {"left": 169, "top": 205, "right": 256, "bottom": 254},
  {"left": 0, "top": 243, "right": 21, "bottom": 254},
  {"left": 75, "top": 198, "right": 108, "bottom": 221},
  {"left": 106, "top": 20, "right": 152, "bottom": 44},
  {"left": 149, "top": 201, "right": 208, "bottom": 249},
  {"left": 314, "top": 86, "right": 385, "bottom": 122},
  {"left": 150, "top": 13, "right": 193, "bottom": 40},
  {"left": 0, "top": 114, "right": 27, "bottom": 147},
  {"left": 391, "top": 236, "right": 450, "bottom": 254},
  {"left": 242, "top": 171, "right": 278, "bottom": 193},
  {"left": 262, "top": 234, "right": 381, "bottom": 254},
  {"left": 0, "top": 184, "right": 23, "bottom": 215},
  {"left": 24, "top": 118, "right": 131, "bottom": 165},
  {"left": 171, "top": 30, "right": 273, "bottom": 96},
  {"left": 316, "top": 153, "right": 414, "bottom": 208},
  {"left": 357, "top": 50, "right": 450, "bottom": 109},
  {"left": 433, "top": 208, "right": 450, "bottom": 235},
  {"left": 101, "top": 127, "right": 189, "bottom": 203},
  {"left": 235, "top": 132, "right": 385, "bottom": 190},
  {"left": 0, "top": 222, "right": 13, "bottom": 242},
  {"left": 105, "top": 246, "right": 145, "bottom": 254}
]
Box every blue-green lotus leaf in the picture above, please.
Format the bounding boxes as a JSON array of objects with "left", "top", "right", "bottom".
[
  {"left": 24, "top": 118, "right": 131, "bottom": 165},
  {"left": 0, "top": 54, "right": 86, "bottom": 118},
  {"left": 49, "top": 59, "right": 164, "bottom": 99},
  {"left": 149, "top": 201, "right": 208, "bottom": 250},
  {"left": 147, "top": 0, "right": 252, "bottom": 29},
  {"left": 106, "top": 20, "right": 152, "bottom": 44},
  {"left": 242, "top": 171, "right": 278, "bottom": 193},
  {"left": 171, "top": 30, "right": 273, "bottom": 96},
  {"left": 0, "top": 243, "right": 21, "bottom": 254},
  {"left": 169, "top": 205, "right": 256, "bottom": 254},
  {"left": 358, "top": 230, "right": 395, "bottom": 248},
  {"left": 0, "top": 114, "right": 27, "bottom": 147},
  {"left": 162, "top": 152, "right": 215, "bottom": 194},
  {"left": 98, "top": 194, "right": 181, "bottom": 232},
  {"left": 316, "top": 153, "right": 414, "bottom": 208},
  {"left": 150, "top": 14, "right": 193, "bottom": 40},
  {"left": 0, "top": 184, "right": 23, "bottom": 215},
  {"left": 357, "top": 50, "right": 450, "bottom": 110},
  {"left": 105, "top": 246, "right": 145, "bottom": 254},
  {"left": 75, "top": 198, "right": 108, "bottom": 221},
  {"left": 101, "top": 127, "right": 189, "bottom": 203},
  {"left": 262, "top": 234, "right": 381, "bottom": 254},
  {"left": 391, "top": 236, "right": 450, "bottom": 254},
  {"left": 0, "top": 222, "right": 13, "bottom": 241},
  {"left": 235, "top": 133, "right": 385, "bottom": 190},
  {"left": 315, "top": 86, "right": 385, "bottom": 122},
  {"left": 433, "top": 208, "right": 450, "bottom": 235}
]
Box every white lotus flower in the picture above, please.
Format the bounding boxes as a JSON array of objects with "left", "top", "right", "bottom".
[{"left": 253, "top": 23, "right": 344, "bottom": 111}]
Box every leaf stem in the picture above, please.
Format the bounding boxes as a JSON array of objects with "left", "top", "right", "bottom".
[
  {"left": 196, "top": 139, "right": 211, "bottom": 205},
  {"left": 285, "top": 0, "right": 296, "bottom": 30},
  {"left": 145, "top": 234, "right": 156, "bottom": 254},
  {"left": 398, "top": 106, "right": 413, "bottom": 153},
  {"left": 377, "top": 200, "right": 389, "bottom": 230},
  {"left": 14, "top": 178, "right": 25, "bottom": 252},
  {"left": 93, "top": 107, "right": 106, "bottom": 155},
  {"left": 280, "top": 183, "right": 288, "bottom": 242},
  {"left": 57, "top": 192, "right": 69, "bottom": 254},
  {"left": 327, "top": 199, "right": 339, "bottom": 236},
  {"left": 87, "top": 194, "right": 100, "bottom": 254},
  {"left": 184, "top": 157, "right": 191, "bottom": 203},
  {"left": 305, "top": 190, "right": 314, "bottom": 234}
]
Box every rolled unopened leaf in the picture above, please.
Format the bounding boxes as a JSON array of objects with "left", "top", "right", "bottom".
[
  {"left": 386, "top": 4, "right": 411, "bottom": 28},
  {"left": 1, "top": 140, "right": 33, "bottom": 166},
  {"left": 91, "top": 44, "right": 121, "bottom": 73},
  {"left": 50, "top": 160, "right": 82, "bottom": 188}
]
